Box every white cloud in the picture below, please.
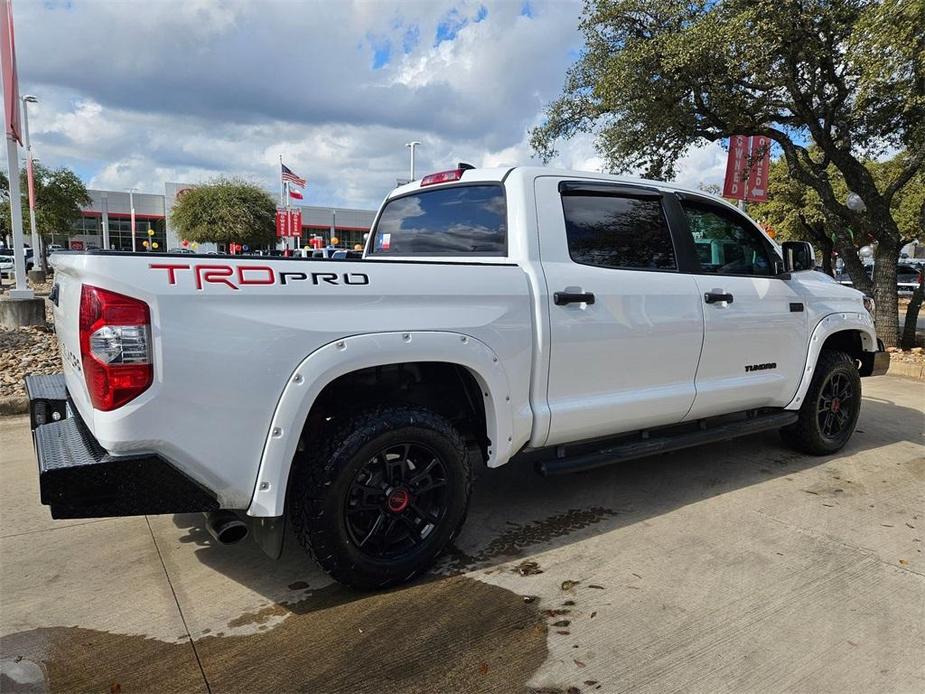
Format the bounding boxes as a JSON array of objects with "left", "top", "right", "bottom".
[{"left": 15, "top": 0, "right": 726, "bottom": 208}]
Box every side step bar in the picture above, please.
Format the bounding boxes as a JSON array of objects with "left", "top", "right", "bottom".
[{"left": 537, "top": 411, "right": 798, "bottom": 476}]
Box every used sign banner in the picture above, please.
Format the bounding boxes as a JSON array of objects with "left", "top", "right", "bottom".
[
  {"left": 276, "top": 209, "right": 303, "bottom": 237},
  {"left": 723, "top": 135, "right": 771, "bottom": 202}
]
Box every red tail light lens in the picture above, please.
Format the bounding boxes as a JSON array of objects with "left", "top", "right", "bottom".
[
  {"left": 79, "top": 285, "right": 152, "bottom": 411},
  {"left": 420, "top": 169, "right": 464, "bottom": 186}
]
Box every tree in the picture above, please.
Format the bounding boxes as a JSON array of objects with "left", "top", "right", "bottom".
[
  {"left": 1, "top": 162, "right": 91, "bottom": 241},
  {"left": 170, "top": 178, "right": 276, "bottom": 246},
  {"left": 751, "top": 150, "right": 924, "bottom": 282},
  {"left": 531, "top": 0, "right": 925, "bottom": 346}
]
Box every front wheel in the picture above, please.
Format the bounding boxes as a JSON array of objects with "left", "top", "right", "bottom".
[
  {"left": 780, "top": 349, "right": 861, "bottom": 455},
  {"left": 289, "top": 406, "right": 472, "bottom": 589}
]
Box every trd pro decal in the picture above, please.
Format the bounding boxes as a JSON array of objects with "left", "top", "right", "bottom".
[{"left": 150, "top": 263, "right": 369, "bottom": 290}]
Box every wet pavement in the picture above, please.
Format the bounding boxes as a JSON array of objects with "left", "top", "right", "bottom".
[{"left": 1, "top": 375, "right": 923, "bottom": 693}]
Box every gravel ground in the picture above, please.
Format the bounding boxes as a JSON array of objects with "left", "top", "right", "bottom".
[{"left": 1, "top": 279, "right": 58, "bottom": 400}]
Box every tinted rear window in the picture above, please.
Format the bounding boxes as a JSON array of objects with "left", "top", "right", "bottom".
[
  {"left": 370, "top": 185, "right": 506, "bottom": 256},
  {"left": 561, "top": 194, "right": 677, "bottom": 270}
]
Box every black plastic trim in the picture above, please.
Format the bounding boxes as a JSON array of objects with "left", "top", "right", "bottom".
[
  {"left": 30, "top": 377, "right": 219, "bottom": 519},
  {"left": 558, "top": 180, "right": 662, "bottom": 198},
  {"left": 859, "top": 351, "right": 890, "bottom": 377}
]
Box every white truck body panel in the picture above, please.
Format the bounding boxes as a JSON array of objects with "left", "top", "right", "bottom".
[{"left": 48, "top": 166, "right": 880, "bottom": 517}]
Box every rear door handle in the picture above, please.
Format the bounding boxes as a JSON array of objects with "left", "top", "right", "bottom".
[
  {"left": 554, "top": 291, "right": 595, "bottom": 306},
  {"left": 704, "top": 292, "right": 734, "bottom": 304}
]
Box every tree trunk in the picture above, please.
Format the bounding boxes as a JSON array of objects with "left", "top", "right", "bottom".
[
  {"left": 871, "top": 242, "right": 900, "bottom": 347},
  {"left": 818, "top": 236, "right": 834, "bottom": 277},
  {"left": 901, "top": 276, "right": 924, "bottom": 350}
]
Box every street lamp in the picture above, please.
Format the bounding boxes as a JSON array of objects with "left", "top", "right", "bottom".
[
  {"left": 21, "top": 95, "right": 42, "bottom": 273},
  {"left": 405, "top": 141, "right": 421, "bottom": 181}
]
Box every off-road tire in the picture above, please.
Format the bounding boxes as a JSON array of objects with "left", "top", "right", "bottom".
[
  {"left": 780, "top": 349, "right": 861, "bottom": 455},
  {"left": 289, "top": 406, "right": 471, "bottom": 589}
]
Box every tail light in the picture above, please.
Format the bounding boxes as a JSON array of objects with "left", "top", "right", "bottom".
[{"left": 79, "top": 284, "right": 152, "bottom": 411}]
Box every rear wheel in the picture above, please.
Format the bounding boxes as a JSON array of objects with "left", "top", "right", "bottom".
[
  {"left": 289, "top": 406, "right": 471, "bottom": 589},
  {"left": 780, "top": 349, "right": 861, "bottom": 455}
]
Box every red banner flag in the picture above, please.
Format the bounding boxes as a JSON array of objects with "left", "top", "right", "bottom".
[
  {"left": 722, "top": 135, "right": 749, "bottom": 200},
  {"left": 746, "top": 135, "right": 770, "bottom": 202},
  {"left": 0, "top": 0, "right": 22, "bottom": 144},
  {"left": 276, "top": 209, "right": 302, "bottom": 237}
]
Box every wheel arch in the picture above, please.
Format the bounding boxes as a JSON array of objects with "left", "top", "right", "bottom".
[
  {"left": 246, "top": 331, "right": 517, "bottom": 517},
  {"left": 785, "top": 313, "right": 877, "bottom": 411}
]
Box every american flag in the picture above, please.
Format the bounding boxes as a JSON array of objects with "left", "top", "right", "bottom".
[{"left": 281, "top": 163, "right": 306, "bottom": 188}]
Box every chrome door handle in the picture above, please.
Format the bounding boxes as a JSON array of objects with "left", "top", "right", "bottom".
[{"left": 704, "top": 292, "right": 734, "bottom": 304}]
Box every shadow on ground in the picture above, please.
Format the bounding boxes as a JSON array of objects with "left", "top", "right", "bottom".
[{"left": 174, "top": 393, "right": 924, "bottom": 608}]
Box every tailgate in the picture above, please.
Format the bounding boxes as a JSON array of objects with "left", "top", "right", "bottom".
[{"left": 49, "top": 254, "right": 93, "bottom": 420}]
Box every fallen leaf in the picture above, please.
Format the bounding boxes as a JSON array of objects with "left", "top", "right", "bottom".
[
  {"left": 516, "top": 560, "right": 544, "bottom": 576},
  {"left": 588, "top": 584, "right": 604, "bottom": 590},
  {"left": 563, "top": 600, "right": 576, "bottom": 606},
  {"left": 567, "top": 688, "right": 582, "bottom": 694},
  {"left": 574, "top": 659, "right": 586, "bottom": 668},
  {"left": 590, "top": 611, "right": 597, "bottom": 619},
  {"left": 561, "top": 580, "right": 580, "bottom": 591},
  {"left": 552, "top": 620, "right": 572, "bottom": 628},
  {"left": 557, "top": 630, "right": 571, "bottom": 635},
  {"left": 899, "top": 559, "right": 909, "bottom": 565},
  {"left": 479, "top": 662, "right": 489, "bottom": 675},
  {"left": 543, "top": 609, "right": 571, "bottom": 618},
  {"left": 584, "top": 681, "right": 599, "bottom": 687}
]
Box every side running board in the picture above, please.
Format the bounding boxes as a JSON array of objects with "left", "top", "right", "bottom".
[{"left": 536, "top": 410, "right": 798, "bottom": 476}]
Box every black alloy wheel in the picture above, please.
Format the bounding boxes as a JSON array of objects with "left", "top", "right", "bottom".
[
  {"left": 289, "top": 406, "right": 471, "bottom": 589},
  {"left": 816, "top": 371, "right": 855, "bottom": 441},
  {"left": 780, "top": 349, "right": 861, "bottom": 455},
  {"left": 345, "top": 442, "right": 450, "bottom": 559}
]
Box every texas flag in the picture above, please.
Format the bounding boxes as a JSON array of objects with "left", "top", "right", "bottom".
[{"left": 289, "top": 188, "right": 303, "bottom": 200}]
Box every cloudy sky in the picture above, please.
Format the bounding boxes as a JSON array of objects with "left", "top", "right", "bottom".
[{"left": 14, "top": 0, "right": 727, "bottom": 210}]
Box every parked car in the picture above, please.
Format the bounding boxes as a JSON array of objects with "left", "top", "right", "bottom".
[
  {"left": 29, "top": 165, "right": 888, "bottom": 589},
  {"left": 0, "top": 248, "right": 34, "bottom": 277},
  {"left": 835, "top": 263, "right": 922, "bottom": 294}
]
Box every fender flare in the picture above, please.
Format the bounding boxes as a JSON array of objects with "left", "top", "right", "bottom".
[
  {"left": 784, "top": 311, "right": 877, "bottom": 410},
  {"left": 246, "top": 330, "right": 517, "bottom": 517}
]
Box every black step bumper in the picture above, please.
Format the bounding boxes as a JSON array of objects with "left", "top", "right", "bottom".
[{"left": 27, "top": 373, "right": 219, "bottom": 519}]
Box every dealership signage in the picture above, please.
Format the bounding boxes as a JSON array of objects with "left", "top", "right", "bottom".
[
  {"left": 722, "top": 135, "right": 770, "bottom": 202},
  {"left": 276, "top": 209, "right": 303, "bottom": 237}
]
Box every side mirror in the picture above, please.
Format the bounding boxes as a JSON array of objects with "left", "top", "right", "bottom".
[{"left": 782, "top": 241, "right": 815, "bottom": 273}]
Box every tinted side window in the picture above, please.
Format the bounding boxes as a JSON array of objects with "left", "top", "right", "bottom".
[
  {"left": 682, "top": 202, "right": 773, "bottom": 276},
  {"left": 561, "top": 194, "right": 676, "bottom": 270},
  {"left": 370, "top": 185, "right": 506, "bottom": 256}
]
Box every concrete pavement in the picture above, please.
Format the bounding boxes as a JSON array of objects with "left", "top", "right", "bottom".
[{"left": 1, "top": 375, "right": 923, "bottom": 693}]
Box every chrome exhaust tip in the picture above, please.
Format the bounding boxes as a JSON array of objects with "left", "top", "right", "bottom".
[{"left": 204, "top": 511, "right": 249, "bottom": 545}]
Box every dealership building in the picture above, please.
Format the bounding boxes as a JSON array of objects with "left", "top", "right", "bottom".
[{"left": 65, "top": 182, "right": 377, "bottom": 253}]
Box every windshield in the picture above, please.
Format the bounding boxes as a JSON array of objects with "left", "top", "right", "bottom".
[{"left": 369, "top": 184, "right": 506, "bottom": 256}]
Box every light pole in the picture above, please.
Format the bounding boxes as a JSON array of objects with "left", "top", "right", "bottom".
[
  {"left": 129, "top": 188, "right": 137, "bottom": 252},
  {"left": 405, "top": 141, "right": 421, "bottom": 181},
  {"left": 21, "top": 95, "right": 42, "bottom": 274}
]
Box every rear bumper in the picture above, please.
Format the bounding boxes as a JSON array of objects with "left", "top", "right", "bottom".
[{"left": 27, "top": 373, "right": 218, "bottom": 519}]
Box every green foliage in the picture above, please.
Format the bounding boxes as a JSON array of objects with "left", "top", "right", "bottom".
[
  {"left": 170, "top": 178, "right": 276, "bottom": 245},
  {"left": 0, "top": 163, "right": 91, "bottom": 239},
  {"left": 532, "top": 0, "right": 925, "bottom": 345}
]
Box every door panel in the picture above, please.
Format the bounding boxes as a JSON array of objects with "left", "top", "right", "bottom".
[
  {"left": 686, "top": 275, "right": 806, "bottom": 419},
  {"left": 535, "top": 177, "right": 704, "bottom": 446},
  {"left": 678, "top": 198, "right": 807, "bottom": 419}
]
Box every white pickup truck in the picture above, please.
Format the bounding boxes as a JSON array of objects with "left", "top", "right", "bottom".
[{"left": 28, "top": 166, "right": 888, "bottom": 588}]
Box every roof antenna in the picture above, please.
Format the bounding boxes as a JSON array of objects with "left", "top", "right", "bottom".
[{"left": 457, "top": 162, "right": 476, "bottom": 171}]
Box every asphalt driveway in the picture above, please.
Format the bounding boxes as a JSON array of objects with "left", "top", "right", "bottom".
[{"left": 1, "top": 375, "right": 923, "bottom": 693}]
